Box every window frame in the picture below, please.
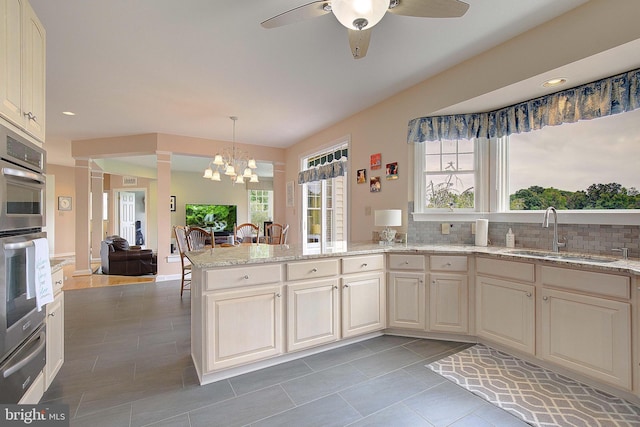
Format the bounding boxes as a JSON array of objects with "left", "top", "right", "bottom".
[{"left": 412, "top": 133, "right": 638, "bottom": 226}]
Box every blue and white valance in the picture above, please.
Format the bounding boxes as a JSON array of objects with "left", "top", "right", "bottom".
[
  {"left": 407, "top": 67, "right": 640, "bottom": 143},
  {"left": 297, "top": 160, "right": 347, "bottom": 184}
]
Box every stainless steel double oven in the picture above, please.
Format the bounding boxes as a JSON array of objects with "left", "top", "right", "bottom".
[{"left": 0, "top": 123, "right": 47, "bottom": 403}]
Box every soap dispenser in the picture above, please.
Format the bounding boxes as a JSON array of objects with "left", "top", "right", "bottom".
[{"left": 506, "top": 228, "right": 515, "bottom": 248}]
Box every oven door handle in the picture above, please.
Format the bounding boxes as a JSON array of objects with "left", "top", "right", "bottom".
[
  {"left": 1, "top": 167, "right": 45, "bottom": 184},
  {"left": 2, "top": 330, "right": 46, "bottom": 378},
  {"left": 4, "top": 240, "right": 35, "bottom": 250}
]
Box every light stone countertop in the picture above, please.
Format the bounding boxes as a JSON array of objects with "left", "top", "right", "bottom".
[{"left": 185, "top": 242, "right": 640, "bottom": 276}]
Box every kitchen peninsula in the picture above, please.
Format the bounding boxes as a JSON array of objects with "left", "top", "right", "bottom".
[{"left": 187, "top": 243, "right": 640, "bottom": 404}]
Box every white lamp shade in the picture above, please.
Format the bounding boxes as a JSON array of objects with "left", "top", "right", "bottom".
[
  {"left": 247, "top": 159, "right": 257, "bottom": 169},
  {"left": 213, "top": 154, "right": 224, "bottom": 165},
  {"left": 331, "top": 0, "right": 388, "bottom": 30},
  {"left": 234, "top": 174, "right": 244, "bottom": 184},
  {"left": 211, "top": 170, "right": 221, "bottom": 181},
  {"left": 243, "top": 167, "right": 252, "bottom": 178},
  {"left": 225, "top": 165, "right": 236, "bottom": 176},
  {"left": 249, "top": 174, "right": 259, "bottom": 183},
  {"left": 203, "top": 167, "right": 213, "bottom": 179},
  {"left": 374, "top": 209, "right": 402, "bottom": 227}
]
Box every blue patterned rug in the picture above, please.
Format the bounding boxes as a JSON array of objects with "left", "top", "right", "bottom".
[{"left": 427, "top": 344, "right": 640, "bottom": 427}]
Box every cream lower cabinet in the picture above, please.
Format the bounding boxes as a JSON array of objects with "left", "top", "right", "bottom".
[
  {"left": 342, "top": 271, "right": 386, "bottom": 338},
  {"left": 429, "top": 273, "right": 468, "bottom": 334},
  {"left": 388, "top": 272, "right": 426, "bottom": 330},
  {"left": 45, "top": 289, "right": 64, "bottom": 389},
  {"left": 204, "top": 284, "right": 283, "bottom": 371},
  {"left": 286, "top": 279, "right": 340, "bottom": 352},
  {"left": 476, "top": 276, "right": 535, "bottom": 354},
  {"left": 541, "top": 287, "right": 631, "bottom": 389},
  {"left": 428, "top": 256, "right": 469, "bottom": 334}
]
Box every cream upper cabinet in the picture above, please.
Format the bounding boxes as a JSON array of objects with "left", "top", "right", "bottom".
[
  {"left": 205, "top": 284, "right": 283, "bottom": 372},
  {"left": 342, "top": 271, "right": 386, "bottom": 338},
  {"left": 286, "top": 278, "right": 340, "bottom": 352},
  {"left": 540, "top": 275, "right": 632, "bottom": 390},
  {"left": 0, "top": 0, "right": 45, "bottom": 141},
  {"left": 476, "top": 257, "right": 535, "bottom": 354}
]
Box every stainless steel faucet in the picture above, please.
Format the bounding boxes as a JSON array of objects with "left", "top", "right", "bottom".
[{"left": 542, "top": 207, "right": 566, "bottom": 252}]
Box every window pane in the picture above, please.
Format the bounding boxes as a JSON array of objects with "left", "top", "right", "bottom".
[
  {"left": 425, "top": 173, "right": 475, "bottom": 208},
  {"left": 509, "top": 109, "right": 640, "bottom": 210},
  {"left": 442, "top": 140, "right": 457, "bottom": 154}
]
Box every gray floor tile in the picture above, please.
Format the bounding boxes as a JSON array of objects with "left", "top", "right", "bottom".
[
  {"left": 347, "top": 402, "right": 432, "bottom": 427},
  {"left": 472, "top": 403, "right": 531, "bottom": 426},
  {"left": 69, "top": 403, "right": 132, "bottom": 427},
  {"left": 253, "top": 394, "right": 362, "bottom": 427},
  {"left": 131, "top": 381, "right": 235, "bottom": 427},
  {"left": 404, "top": 381, "right": 487, "bottom": 427},
  {"left": 403, "top": 339, "right": 473, "bottom": 361},
  {"left": 302, "top": 343, "right": 375, "bottom": 371},
  {"left": 189, "top": 385, "right": 294, "bottom": 427},
  {"left": 340, "top": 369, "right": 428, "bottom": 417},
  {"left": 229, "top": 359, "right": 313, "bottom": 396},
  {"left": 144, "top": 414, "right": 192, "bottom": 427},
  {"left": 402, "top": 361, "right": 448, "bottom": 388},
  {"left": 282, "top": 362, "right": 368, "bottom": 405},
  {"left": 350, "top": 345, "right": 424, "bottom": 378},
  {"left": 449, "top": 413, "right": 494, "bottom": 427},
  {"left": 359, "top": 334, "right": 418, "bottom": 353}
]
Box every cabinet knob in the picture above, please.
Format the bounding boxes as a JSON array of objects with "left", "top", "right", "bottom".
[
  {"left": 445, "top": 262, "right": 452, "bottom": 267},
  {"left": 344, "top": 284, "right": 349, "bottom": 288},
  {"left": 24, "top": 111, "right": 37, "bottom": 122},
  {"left": 525, "top": 292, "right": 532, "bottom": 297},
  {"left": 404, "top": 261, "right": 409, "bottom": 264},
  {"left": 543, "top": 296, "right": 548, "bottom": 301},
  {"left": 333, "top": 285, "right": 338, "bottom": 289},
  {"left": 243, "top": 275, "right": 249, "bottom": 280},
  {"left": 276, "top": 293, "right": 281, "bottom": 298},
  {"left": 48, "top": 312, "right": 55, "bottom": 317},
  {"left": 55, "top": 280, "right": 63, "bottom": 285},
  {"left": 361, "top": 263, "right": 368, "bottom": 267}
]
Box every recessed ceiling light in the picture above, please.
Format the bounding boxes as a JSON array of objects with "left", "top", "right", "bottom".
[
  {"left": 62, "top": 111, "right": 76, "bottom": 116},
  {"left": 542, "top": 78, "right": 567, "bottom": 88}
]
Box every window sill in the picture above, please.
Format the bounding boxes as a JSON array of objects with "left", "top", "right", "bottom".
[{"left": 411, "top": 211, "right": 639, "bottom": 226}]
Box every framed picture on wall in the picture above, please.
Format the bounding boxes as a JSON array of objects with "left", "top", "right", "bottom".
[
  {"left": 386, "top": 162, "right": 398, "bottom": 180},
  {"left": 357, "top": 169, "right": 366, "bottom": 184},
  {"left": 370, "top": 177, "right": 381, "bottom": 192},
  {"left": 286, "top": 181, "right": 295, "bottom": 207},
  {"left": 58, "top": 196, "right": 72, "bottom": 211},
  {"left": 370, "top": 153, "right": 381, "bottom": 170},
  {"left": 170, "top": 195, "right": 176, "bottom": 212}
]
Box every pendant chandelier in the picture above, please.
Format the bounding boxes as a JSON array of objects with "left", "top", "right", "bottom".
[{"left": 203, "top": 116, "right": 259, "bottom": 184}]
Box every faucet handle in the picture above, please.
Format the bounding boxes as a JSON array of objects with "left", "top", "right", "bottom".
[
  {"left": 612, "top": 247, "right": 630, "bottom": 259},
  {"left": 557, "top": 236, "right": 567, "bottom": 248}
]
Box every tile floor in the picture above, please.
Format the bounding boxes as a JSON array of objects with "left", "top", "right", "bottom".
[{"left": 41, "top": 281, "right": 530, "bottom": 427}]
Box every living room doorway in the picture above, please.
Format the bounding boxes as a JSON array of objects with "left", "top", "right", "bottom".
[{"left": 113, "top": 188, "right": 147, "bottom": 247}]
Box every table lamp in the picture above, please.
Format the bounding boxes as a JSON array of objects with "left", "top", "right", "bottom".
[{"left": 374, "top": 209, "right": 402, "bottom": 245}]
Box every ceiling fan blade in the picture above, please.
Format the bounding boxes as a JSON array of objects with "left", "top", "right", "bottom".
[
  {"left": 348, "top": 28, "right": 371, "bottom": 59},
  {"left": 261, "top": 1, "right": 331, "bottom": 29},
  {"left": 387, "top": 0, "right": 469, "bottom": 18}
]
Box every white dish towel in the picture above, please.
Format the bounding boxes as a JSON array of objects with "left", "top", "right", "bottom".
[{"left": 26, "top": 238, "right": 54, "bottom": 311}]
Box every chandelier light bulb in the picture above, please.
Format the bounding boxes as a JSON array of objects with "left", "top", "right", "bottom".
[
  {"left": 250, "top": 174, "right": 259, "bottom": 183},
  {"left": 203, "top": 167, "right": 213, "bottom": 179},
  {"left": 331, "top": 0, "right": 388, "bottom": 30},
  {"left": 234, "top": 174, "right": 244, "bottom": 184},
  {"left": 213, "top": 154, "right": 224, "bottom": 165},
  {"left": 224, "top": 165, "right": 236, "bottom": 176},
  {"left": 247, "top": 159, "right": 257, "bottom": 169},
  {"left": 211, "top": 170, "right": 221, "bottom": 181}
]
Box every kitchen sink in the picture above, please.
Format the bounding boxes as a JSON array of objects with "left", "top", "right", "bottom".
[{"left": 508, "top": 250, "right": 617, "bottom": 263}]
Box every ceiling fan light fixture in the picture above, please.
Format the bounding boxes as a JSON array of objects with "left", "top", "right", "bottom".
[{"left": 331, "top": 0, "right": 388, "bottom": 30}]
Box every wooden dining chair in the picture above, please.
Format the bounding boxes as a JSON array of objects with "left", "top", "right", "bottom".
[
  {"left": 187, "top": 226, "right": 212, "bottom": 250},
  {"left": 234, "top": 223, "right": 259, "bottom": 244},
  {"left": 265, "top": 223, "right": 289, "bottom": 244},
  {"left": 173, "top": 226, "right": 191, "bottom": 297}
]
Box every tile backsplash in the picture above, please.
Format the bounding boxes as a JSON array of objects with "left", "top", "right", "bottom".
[{"left": 406, "top": 203, "right": 639, "bottom": 258}]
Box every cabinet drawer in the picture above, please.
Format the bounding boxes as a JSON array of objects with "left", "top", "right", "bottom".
[
  {"left": 342, "top": 254, "right": 384, "bottom": 274},
  {"left": 206, "top": 264, "right": 282, "bottom": 290},
  {"left": 476, "top": 257, "right": 535, "bottom": 283},
  {"left": 541, "top": 266, "right": 630, "bottom": 299},
  {"left": 388, "top": 254, "right": 426, "bottom": 271},
  {"left": 287, "top": 258, "right": 340, "bottom": 281},
  {"left": 430, "top": 255, "right": 467, "bottom": 272}
]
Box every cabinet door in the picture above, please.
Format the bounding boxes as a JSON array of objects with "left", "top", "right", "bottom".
[
  {"left": 541, "top": 288, "right": 631, "bottom": 390},
  {"left": 342, "top": 272, "right": 385, "bottom": 338},
  {"left": 0, "top": 0, "right": 25, "bottom": 125},
  {"left": 45, "top": 291, "right": 64, "bottom": 389},
  {"left": 287, "top": 279, "right": 340, "bottom": 352},
  {"left": 388, "top": 272, "right": 425, "bottom": 330},
  {"left": 476, "top": 276, "right": 534, "bottom": 354},
  {"left": 22, "top": 0, "right": 45, "bottom": 141},
  {"left": 205, "top": 285, "right": 283, "bottom": 372},
  {"left": 428, "top": 273, "right": 468, "bottom": 334}
]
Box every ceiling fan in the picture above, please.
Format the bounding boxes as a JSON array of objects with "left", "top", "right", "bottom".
[{"left": 261, "top": 0, "right": 470, "bottom": 59}]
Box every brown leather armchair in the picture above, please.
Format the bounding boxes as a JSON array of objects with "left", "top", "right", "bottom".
[{"left": 100, "top": 236, "right": 157, "bottom": 276}]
